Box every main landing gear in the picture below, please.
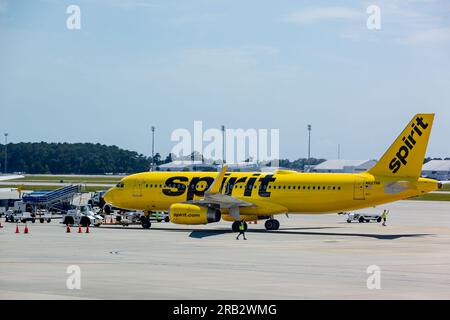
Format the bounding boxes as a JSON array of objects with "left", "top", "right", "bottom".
[
  {"left": 265, "top": 219, "right": 280, "bottom": 231},
  {"left": 231, "top": 219, "right": 280, "bottom": 231}
]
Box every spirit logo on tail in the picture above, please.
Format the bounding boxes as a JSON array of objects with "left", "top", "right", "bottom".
[{"left": 389, "top": 116, "right": 429, "bottom": 173}]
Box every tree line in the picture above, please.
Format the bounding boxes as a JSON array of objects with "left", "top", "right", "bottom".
[
  {"left": 0, "top": 142, "right": 158, "bottom": 174},
  {"left": 0, "top": 142, "right": 330, "bottom": 174},
  {"left": 2, "top": 142, "right": 444, "bottom": 175}
]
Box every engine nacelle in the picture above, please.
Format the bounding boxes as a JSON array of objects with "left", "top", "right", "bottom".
[{"left": 169, "top": 203, "right": 221, "bottom": 225}]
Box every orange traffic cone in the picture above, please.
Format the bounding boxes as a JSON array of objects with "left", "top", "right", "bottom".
[
  {"left": 24, "top": 224, "right": 29, "bottom": 234},
  {"left": 15, "top": 224, "right": 20, "bottom": 233},
  {"left": 85, "top": 224, "right": 90, "bottom": 233},
  {"left": 78, "top": 225, "right": 82, "bottom": 233},
  {"left": 66, "top": 224, "right": 71, "bottom": 233}
]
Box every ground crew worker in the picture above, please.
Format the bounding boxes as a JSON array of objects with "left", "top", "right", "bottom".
[
  {"left": 381, "top": 209, "right": 389, "bottom": 226},
  {"left": 236, "top": 221, "right": 247, "bottom": 240}
]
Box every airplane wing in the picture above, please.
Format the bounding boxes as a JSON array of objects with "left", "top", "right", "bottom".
[
  {"left": 0, "top": 175, "right": 24, "bottom": 181},
  {"left": 183, "top": 166, "right": 290, "bottom": 220},
  {"left": 185, "top": 165, "right": 254, "bottom": 208},
  {"left": 187, "top": 192, "right": 254, "bottom": 208}
]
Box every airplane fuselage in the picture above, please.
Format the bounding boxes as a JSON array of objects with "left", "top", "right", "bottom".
[{"left": 105, "top": 170, "right": 438, "bottom": 215}]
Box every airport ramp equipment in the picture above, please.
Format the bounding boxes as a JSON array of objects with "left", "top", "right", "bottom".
[{"left": 22, "top": 185, "right": 81, "bottom": 211}]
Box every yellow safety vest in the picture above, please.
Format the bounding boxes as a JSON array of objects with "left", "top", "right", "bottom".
[{"left": 239, "top": 223, "right": 245, "bottom": 231}]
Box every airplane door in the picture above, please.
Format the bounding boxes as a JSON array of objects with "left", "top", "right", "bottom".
[
  {"left": 353, "top": 177, "right": 365, "bottom": 200},
  {"left": 132, "top": 180, "right": 142, "bottom": 197}
]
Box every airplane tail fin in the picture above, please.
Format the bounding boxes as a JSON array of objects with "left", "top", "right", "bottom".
[{"left": 368, "top": 113, "right": 434, "bottom": 178}]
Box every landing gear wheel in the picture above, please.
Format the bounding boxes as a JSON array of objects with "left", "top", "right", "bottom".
[
  {"left": 377, "top": 217, "right": 382, "bottom": 223},
  {"left": 358, "top": 216, "right": 365, "bottom": 223},
  {"left": 164, "top": 216, "right": 170, "bottom": 223},
  {"left": 103, "top": 205, "right": 111, "bottom": 215},
  {"left": 265, "top": 219, "right": 280, "bottom": 230},
  {"left": 141, "top": 217, "right": 151, "bottom": 229},
  {"left": 40, "top": 218, "right": 44, "bottom": 223}
]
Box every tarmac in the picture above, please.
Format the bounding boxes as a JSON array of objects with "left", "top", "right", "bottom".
[{"left": 1, "top": 200, "right": 449, "bottom": 300}]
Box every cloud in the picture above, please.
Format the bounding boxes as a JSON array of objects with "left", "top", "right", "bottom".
[
  {"left": 283, "top": 6, "right": 363, "bottom": 25},
  {"left": 93, "top": 0, "right": 161, "bottom": 9},
  {"left": 180, "top": 46, "right": 279, "bottom": 67},
  {"left": 401, "top": 27, "right": 450, "bottom": 44},
  {"left": 0, "top": 0, "right": 7, "bottom": 13}
]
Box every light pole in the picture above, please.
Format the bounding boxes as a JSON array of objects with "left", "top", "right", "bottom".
[
  {"left": 151, "top": 126, "right": 155, "bottom": 171},
  {"left": 338, "top": 144, "right": 341, "bottom": 160},
  {"left": 4, "top": 133, "right": 8, "bottom": 174},
  {"left": 307, "top": 125, "right": 311, "bottom": 172},
  {"left": 221, "top": 125, "right": 225, "bottom": 167}
]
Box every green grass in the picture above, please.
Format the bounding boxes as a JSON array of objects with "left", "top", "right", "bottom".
[
  {"left": 408, "top": 193, "right": 450, "bottom": 201},
  {"left": 1, "top": 184, "right": 108, "bottom": 192},
  {"left": 10, "top": 175, "right": 121, "bottom": 184},
  {"left": 441, "top": 184, "right": 450, "bottom": 191}
]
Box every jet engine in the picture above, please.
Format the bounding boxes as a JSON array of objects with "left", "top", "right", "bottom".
[{"left": 169, "top": 203, "right": 221, "bottom": 225}]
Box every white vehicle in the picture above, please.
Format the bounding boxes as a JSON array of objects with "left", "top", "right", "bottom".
[
  {"left": 5, "top": 210, "right": 34, "bottom": 223},
  {"left": 151, "top": 211, "right": 170, "bottom": 223},
  {"left": 5, "top": 201, "right": 53, "bottom": 223},
  {"left": 346, "top": 212, "right": 382, "bottom": 223},
  {"left": 62, "top": 204, "right": 104, "bottom": 227},
  {"left": 104, "top": 211, "right": 169, "bottom": 228},
  {"left": 122, "top": 211, "right": 144, "bottom": 223},
  {"left": 5, "top": 201, "right": 34, "bottom": 223}
]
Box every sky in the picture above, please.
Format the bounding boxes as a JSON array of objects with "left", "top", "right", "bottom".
[{"left": 0, "top": 0, "right": 449, "bottom": 161}]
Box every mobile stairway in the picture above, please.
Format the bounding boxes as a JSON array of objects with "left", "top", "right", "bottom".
[{"left": 22, "top": 185, "right": 81, "bottom": 212}]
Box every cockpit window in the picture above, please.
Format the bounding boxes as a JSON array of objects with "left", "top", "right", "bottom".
[{"left": 116, "top": 182, "right": 125, "bottom": 188}]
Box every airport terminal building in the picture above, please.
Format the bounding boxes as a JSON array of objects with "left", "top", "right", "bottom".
[
  {"left": 311, "top": 160, "right": 377, "bottom": 173},
  {"left": 421, "top": 160, "right": 450, "bottom": 180}
]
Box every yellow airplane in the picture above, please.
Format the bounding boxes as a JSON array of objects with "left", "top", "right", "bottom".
[{"left": 103, "top": 114, "right": 442, "bottom": 231}]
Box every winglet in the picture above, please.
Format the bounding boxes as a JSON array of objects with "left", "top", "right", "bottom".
[{"left": 206, "top": 165, "right": 228, "bottom": 194}]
